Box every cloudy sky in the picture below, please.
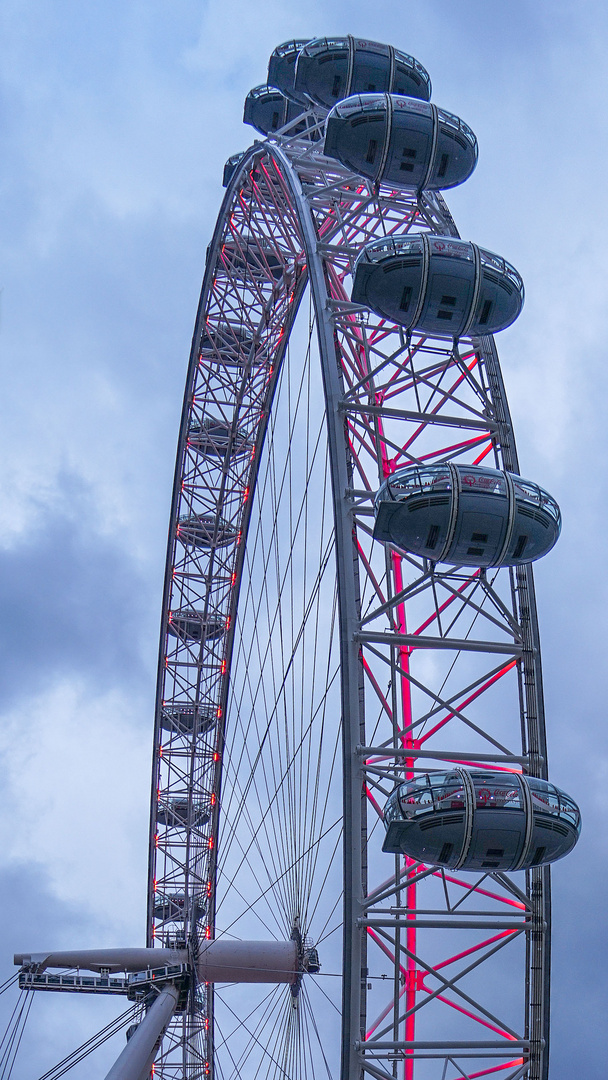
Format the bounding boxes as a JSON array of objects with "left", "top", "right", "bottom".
[{"left": 0, "top": 0, "right": 606, "bottom": 1075}]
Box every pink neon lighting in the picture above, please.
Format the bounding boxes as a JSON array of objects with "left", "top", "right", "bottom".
[
  {"left": 366, "top": 927, "right": 517, "bottom": 1043},
  {"left": 418, "top": 659, "right": 517, "bottom": 744},
  {"left": 434, "top": 871, "right": 526, "bottom": 911},
  {"left": 473, "top": 441, "right": 494, "bottom": 465},
  {"left": 448, "top": 1060, "right": 524, "bottom": 1080},
  {"left": 365, "top": 786, "right": 385, "bottom": 821}
]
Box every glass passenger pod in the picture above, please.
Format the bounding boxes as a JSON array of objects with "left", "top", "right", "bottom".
[
  {"left": 351, "top": 233, "right": 524, "bottom": 339},
  {"left": 167, "top": 608, "right": 226, "bottom": 643},
  {"left": 160, "top": 704, "right": 217, "bottom": 735},
  {"left": 294, "top": 36, "right": 431, "bottom": 109},
  {"left": 153, "top": 894, "right": 187, "bottom": 922},
  {"left": 268, "top": 40, "right": 312, "bottom": 104},
  {"left": 324, "top": 93, "right": 477, "bottom": 191},
  {"left": 220, "top": 233, "right": 285, "bottom": 283},
  {"left": 382, "top": 769, "right": 581, "bottom": 871},
  {"left": 153, "top": 893, "right": 205, "bottom": 923},
  {"left": 373, "top": 463, "right": 561, "bottom": 567},
  {"left": 177, "top": 514, "right": 238, "bottom": 550},
  {"left": 199, "top": 321, "right": 257, "bottom": 367},
  {"left": 222, "top": 152, "right": 246, "bottom": 188},
  {"left": 187, "top": 416, "right": 253, "bottom": 458},
  {"left": 243, "top": 83, "right": 313, "bottom": 138},
  {"left": 157, "top": 798, "right": 211, "bottom": 829}
]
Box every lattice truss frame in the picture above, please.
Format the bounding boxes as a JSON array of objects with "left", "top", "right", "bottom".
[{"left": 148, "top": 110, "right": 551, "bottom": 1080}]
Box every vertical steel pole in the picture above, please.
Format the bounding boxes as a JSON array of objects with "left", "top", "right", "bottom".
[{"left": 104, "top": 984, "right": 179, "bottom": 1080}]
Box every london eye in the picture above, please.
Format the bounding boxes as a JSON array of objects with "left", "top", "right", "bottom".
[{"left": 8, "top": 33, "right": 580, "bottom": 1080}]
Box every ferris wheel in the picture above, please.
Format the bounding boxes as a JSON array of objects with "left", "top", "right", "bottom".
[{"left": 10, "top": 34, "right": 580, "bottom": 1080}]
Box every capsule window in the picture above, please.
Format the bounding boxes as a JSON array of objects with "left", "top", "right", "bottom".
[
  {"left": 513, "top": 535, "right": 528, "bottom": 559},
  {"left": 399, "top": 147, "right": 416, "bottom": 173},
  {"left": 479, "top": 299, "right": 493, "bottom": 325},
  {"left": 399, "top": 285, "right": 412, "bottom": 312},
  {"left": 366, "top": 139, "right": 378, "bottom": 164},
  {"left": 425, "top": 524, "right": 440, "bottom": 549}
]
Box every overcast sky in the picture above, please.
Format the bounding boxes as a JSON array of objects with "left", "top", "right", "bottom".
[{"left": 0, "top": 1, "right": 606, "bottom": 1076}]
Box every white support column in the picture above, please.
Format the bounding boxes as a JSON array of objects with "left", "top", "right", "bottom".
[{"left": 104, "top": 983, "right": 179, "bottom": 1080}]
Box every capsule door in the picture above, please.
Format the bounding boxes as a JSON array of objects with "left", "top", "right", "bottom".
[
  {"left": 417, "top": 263, "right": 477, "bottom": 339},
  {"left": 381, "top": 101, "right": 433, "bottom": 188},
  {"left": 348, "top": 40, "right": 393, "bottom": 96},
  {"left": 447, "top": 469, "right": 509, "bottom": 566}
]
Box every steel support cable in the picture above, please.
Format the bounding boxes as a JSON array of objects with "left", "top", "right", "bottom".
[
  {"left": 217, "top": 676, "right": 342, "bottom": 934},
  {"left": 35, "top": 1004, "right": 139, "bottom": 1080},
  {"left": 215, "top": 529, "right": 338, "bottom": 899},
  {"left": 215, "top": 723, "right": 342, "bottom": 941},
  {"left": 0, "top": 990, "right": 31, "bottom": 1079},
  {"left": 218, "top": 642, "right": 340, "bottom": 921},
  {"left": 224, "top": 366, "right": 329, "bottom": 753},
  {"left": 0, "top": 989, "right": 34, "bottom": 1080},
  {"left": 216, "top": 397, "right": 331, "bottom": 870},
  {"left": 0, "top": 977, "right": 19, "bottom": 998},
  {"left": 214, "top": 984, "right": 287, "bottom": 1080},
  {"left": 0, "top": 991, "right": 28, "bottom": 1069},
  {"left": 213, "top": 814, "right": 342, "bottom": 946}
]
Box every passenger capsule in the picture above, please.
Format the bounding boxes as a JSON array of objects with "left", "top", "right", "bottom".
[
  {"left": 167, "top": 609, "right": 225, "bottom": 643},
  {"left": 187, "top": 416, "right": 253, "bottom": 458},
  {"left": 294, "top": 36, "right": 431, "bottom": 109},
  {"left": 243, "top": 84, "right": 312, "bottom": 137},
  {"left": 200, "top": 322, "right": 255, "bottom": 365},
  {"left": 352, "top": 234, "right": 524, "bottom": 338},
  {"left": 220, "top": 235, "right": 284, "bottom": 282},
  {"left": 153, "top": 893, "right": 204, "bottom": 922},
  {"left": 160, "top": 705, "right": 217, "bottom": 735},
  {"left": 223, "top": 152, "right": 246, "bottom": 188},
  {"left": 153, "top": 894, "right": 186, "bottom": 922},
  {"left": 267, "top": 40, "right": 311, "bottom": 104},
  {"left": 324, "top": 94, "right": 477, "bottom": 191},
  {"left": 382, "top": 769, "right": 580, "bottom": 871},
  {"left": 157, "top": 799, "right": 211, "bottom": 829},
  {"left": 373, "top": 463, "right": 561, "bottom": 567},
  {"left": 177, "top": 514, "right": 238, "bottom": 550}
]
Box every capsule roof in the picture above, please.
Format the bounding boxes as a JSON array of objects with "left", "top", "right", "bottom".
[
  {"left": 352, "top": 233, "right": 524, "bottom": 339},
  {"left": 383, "top": 769, "right": 580, "bottom": 871},
  {"left": 373, "top": 463, "right": 561, "bottom": 567},
  {"left": 324, "top": 93, "right": 477, "bottom": 191},
  {"left": 295, "top": 36, "right": 431, "bottom": 109}
]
